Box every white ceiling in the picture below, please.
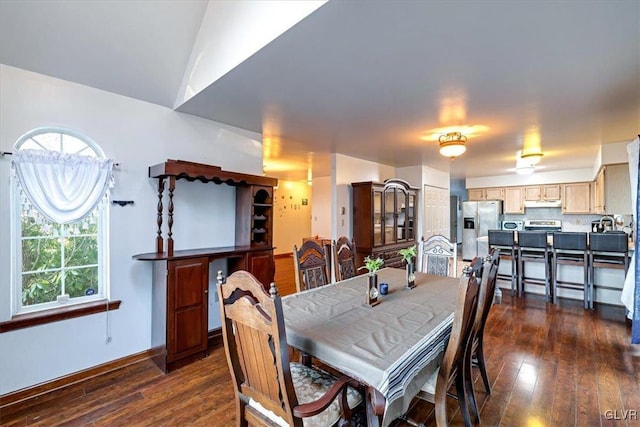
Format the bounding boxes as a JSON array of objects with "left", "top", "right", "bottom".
[{"left": 1, "top": 0, "right": 638, "bottom": 182}]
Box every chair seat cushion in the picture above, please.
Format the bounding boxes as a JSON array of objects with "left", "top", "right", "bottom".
[{"left": 249, "top": 362, "right": 362, "bottom": 427}]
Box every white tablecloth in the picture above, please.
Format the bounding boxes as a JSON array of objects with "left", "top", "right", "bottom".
[{"left": 281, "top": 268, "right": 458, "bottom": 426}]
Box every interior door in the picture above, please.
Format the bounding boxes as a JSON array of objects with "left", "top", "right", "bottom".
[{"left": 423, "top": 185, "right": 450, "bottom": 240}]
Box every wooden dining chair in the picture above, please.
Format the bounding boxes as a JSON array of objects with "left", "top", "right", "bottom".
[
  {"left": 418, "top": 235, "right": 458, "bottom": 277},
  {"left": 216, "top": 270, "right": 363, "bottom": 427},
  {"left": 293, "top": 240, "right": 331, "bottom": 292},
  {"left": 463, "top": 250, "right": 500, "bottom": 424},
  {"left": 403, "top": 271, "right": 480, "bottom": 427},
  {"left": 332, "top": 236, "right": 357, "bottom": 282}
]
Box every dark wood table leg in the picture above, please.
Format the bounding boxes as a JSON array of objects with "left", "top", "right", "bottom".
[{"left": 365, "top": 386, "right": 385, "bottom": 427}]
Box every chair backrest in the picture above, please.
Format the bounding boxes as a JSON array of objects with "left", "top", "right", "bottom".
[
  {"left": 217, "top": 271, "right": 301, "bottom": 426},
  {"left": 333, "top": 236, "right": 357, "bottom": 282},
  {"left": 488, "top": 230, "right": 515, "bottom": 247},
  {"left": 419, "top": 234, "right": 457, "bottom": 277},
  {"left": 517, "top": 231, "right": 548, "bottom": 249},
  {"left": 552, "top": 232, "right": 588, "bottom": 251},
  {"left": 293, "top": 240, "right": 331, "bottom": 292},
  {"left": 436, "top": 272, "right": 480, "bottom": 395},
  {"left": 471, "top": 250, "right": 500, "bottom": 346}
]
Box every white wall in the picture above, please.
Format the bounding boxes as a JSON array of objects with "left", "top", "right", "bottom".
[
  {"left": 311, "top": 176, "right": 331, "bottom": 238},
  {"left": 175, "top": 0, "right": 326, "bottom": 107},
  {"left": 334, "top": 154, "right": 395, "bottom": 239},
  {"left": 601, "top": 140, "right": 633, "bottom": 165},
  {"left": 273, "top": 181, "right": 312, "bottom": 255},
  {"left": 0, "top": 65, "right": 263, "bottom": 394}
]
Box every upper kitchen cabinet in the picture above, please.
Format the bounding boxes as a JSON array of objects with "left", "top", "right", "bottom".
[
  {"left": 467, "top": 188, "right": 485, "bottom": 201},
  {"left": 468, "top": 187, "right": 504, "bottom": 201},
  {"left": 593, "top": 164, "right": 632, "bottom": 214},
  {"left": 524, "top": 184, "right": 561, "bottom": 201},
  {"left": 562, "top": 182, "right": 591, "bottom": 214},
  {"left": 504, "top": 187, "right": 524, "bottom": 213}
]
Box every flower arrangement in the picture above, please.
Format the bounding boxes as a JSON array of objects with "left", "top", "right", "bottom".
[
  {"left": 398, "top": 244, "right": 417, "bottom": 264},
  {"left": 358, "top": 256, "right": 384, "bottom": 275}
]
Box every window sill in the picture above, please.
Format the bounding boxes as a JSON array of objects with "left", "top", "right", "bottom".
[{"left": 0, "top": 299, "right": 121, "bottom": 333}]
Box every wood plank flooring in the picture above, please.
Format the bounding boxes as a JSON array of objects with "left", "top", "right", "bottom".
[{"left": 1, "top": 257, "right": 638, "bottom": 426}]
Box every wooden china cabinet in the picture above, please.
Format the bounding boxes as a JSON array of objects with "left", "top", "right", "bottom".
[
  {"left": 352, "top": 179, "right": 419, "bottom": 269},
  {"left": 133, "top": 160, "right": 277, "bottom": 372}
]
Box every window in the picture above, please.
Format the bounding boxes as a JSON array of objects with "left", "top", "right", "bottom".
[{"left": 12, "top": 128, "right": 112, "bottom": 314}]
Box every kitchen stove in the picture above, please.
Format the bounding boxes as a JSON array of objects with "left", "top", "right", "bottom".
[{"left": 524, "top": 219, "right": 562, "bottom": 232}]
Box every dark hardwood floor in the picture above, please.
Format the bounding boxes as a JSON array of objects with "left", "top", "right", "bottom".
[{"left": 1, "top": 257, "right": 638, "bottom": 426}]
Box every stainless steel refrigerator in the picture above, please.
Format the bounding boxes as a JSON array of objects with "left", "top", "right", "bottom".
[{"left": 462, "top": 200, "right": 502, "bottom": 261}]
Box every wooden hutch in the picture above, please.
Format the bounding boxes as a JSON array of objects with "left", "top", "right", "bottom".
[
  {"left": 133, "top": 160, "right": 277, "bottom": 372},
  {"left": 352, "top": 179, "right": 419, "bottom": 268}
]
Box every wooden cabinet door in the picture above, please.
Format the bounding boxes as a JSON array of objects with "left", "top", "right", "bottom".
[
  {"left": 468, "top": 188, "right": 485, "bottom": 201},
  {"left": 248, "top": 250, "right": 275, "bottom": 289},
  {"left": 167, "top": 258, "right": 208, "bottom": 363},
  {"left": 485, "top": 187, "right": 504, "bottom": 200},
  {"left": 542, "top": 184, "right": 561, "bottom": 200},
  {"left": 563, "top": 183, "right": 591, "bottom": 214},
  {"left": 524, "top": 186, "right": 542, "bottom": 201},
  {"left": 604, "top": 164, "right": 632, "bottom": 214},
  {"left": 504, "top": 187, "right": 524, "bottom": 213}
]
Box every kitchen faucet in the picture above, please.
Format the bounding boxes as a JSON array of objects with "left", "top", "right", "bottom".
[{"left": 599, "top": 215, "right": 614, "bottom": 231}]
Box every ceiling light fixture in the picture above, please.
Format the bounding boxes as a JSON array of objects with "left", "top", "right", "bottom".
[
  {"left": 515, "top": 149, "right": 541, "bottom": 174},
  {"left": 439, "top": 132, "right": 467, "bottom": 159},
  {"left": 520, "top": 151, "right": 544, "bottom": 165}
]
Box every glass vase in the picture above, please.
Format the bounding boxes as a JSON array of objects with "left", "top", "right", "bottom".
[{"left": 406, "top": 262, "right": 416, "bottom": 289}]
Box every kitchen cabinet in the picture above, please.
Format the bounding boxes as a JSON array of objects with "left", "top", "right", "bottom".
[
  {"left": 543, "top": 184, "right": 561, "bottom": 200},
  {"left": 352, "top": 179, "right": 418, "bottom": 268},
  {"left": 593, "top": 167, "right": 606, "bottom": 214},
  {"left": 468, "top": 188, "right": 485, "bottom": 201},
  {"left": 485, "top": 187, "right": 504, "bottom": 200},
  {"left": 562, "top": 182, "right": 591, "bottom": 214},
  {"left": 593, "top": 164, "right": 632, "bottom": 214},
  {"left": 468, "top": 187, "right": 504, "bottom": 201},
  {"left": 525, "top": 184, "right": 561, "bottom": 201},
  {"left": 504, "top": 187, "right": 524, "bottom": 213}
]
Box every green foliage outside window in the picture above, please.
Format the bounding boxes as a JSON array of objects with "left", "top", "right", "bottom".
[{"left": 21, "top": 215, "right": 99, "bottom": 306}]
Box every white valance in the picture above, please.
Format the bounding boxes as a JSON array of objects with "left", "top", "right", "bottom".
[{"left": 13, "top": 149, "right": 114, "bottom": 224}]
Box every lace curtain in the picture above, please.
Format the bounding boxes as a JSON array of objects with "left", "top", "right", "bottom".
[{"left": 13, "top": 149, "right": 114, "bottom": 224}]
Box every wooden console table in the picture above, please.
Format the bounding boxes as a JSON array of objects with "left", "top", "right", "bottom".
[{"left": 133, "top": 160, "right": 278, "bottom": 372}]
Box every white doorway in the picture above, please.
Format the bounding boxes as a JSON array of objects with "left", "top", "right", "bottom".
[{"left": 423, "top": 185, "right": 450, "bottom": 240}]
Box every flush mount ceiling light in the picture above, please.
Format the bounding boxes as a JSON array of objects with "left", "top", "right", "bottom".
[
  {"left": 515, "top": 149, "right": 540, "bottom": 174},
  {"left": 520, "top": 150, "right": 544, "bottom": 165},
  {"left": 439, "top": 132, "right": 467, "bottom": 159}
]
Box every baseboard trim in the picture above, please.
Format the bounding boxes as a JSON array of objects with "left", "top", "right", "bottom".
[
  {"left": 0, "top": 348, "right": 155, "bottom": 410},
  {"left": 208, "top": 327, "right": 223, "bottom": 348},
  {"left": 1, "top": 328, "right": 226, "bottom": 411}
]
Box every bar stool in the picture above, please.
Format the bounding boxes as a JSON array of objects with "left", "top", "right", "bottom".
[
  {"left": 551, "top": 232, "right": 589, "bottom": 308},
  {"left": 588, "top": 232, "right": 630, "bottom": 309},
  {"left": 517, "top": 231, "right": 551, "bottom": 300},
  {"left": 488, "top": 230, "right": 517, "bottom": 296}
]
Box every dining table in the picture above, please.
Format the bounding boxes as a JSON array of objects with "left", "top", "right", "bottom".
[{"left": 281, "top": 267, "right": 460, "bottom": 426}]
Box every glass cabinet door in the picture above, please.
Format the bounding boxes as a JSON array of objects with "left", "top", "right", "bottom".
[
  {"left": 384, "top": 189, "right": 395, "bottom": 245},
  {"left": 396, "top": 190, "right": 409, "bottom": 241},
  {"left": 373, "top": 190, "right": 383, "bottom": 246},
  {"left": 407, "top": 194, "right": 416, "bottom": 240}
]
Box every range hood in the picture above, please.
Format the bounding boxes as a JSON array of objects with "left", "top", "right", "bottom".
[{"left": 524, "top": 200, "right": 562, "bottom": 208}]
